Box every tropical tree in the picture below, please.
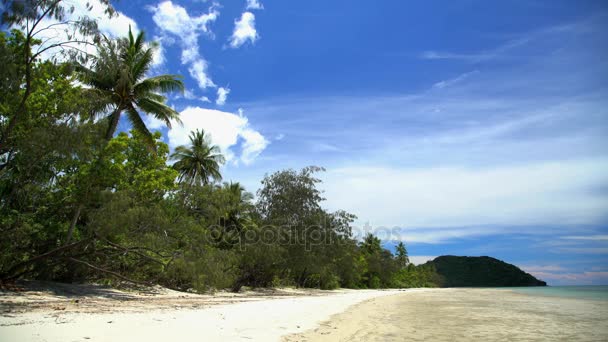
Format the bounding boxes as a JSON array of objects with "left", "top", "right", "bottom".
[
  {"left": 79, "top": 27, "right": 184, "bottom": 147},
  {"left": 171, "top": 129, "right": 225, "bottom": 186},
  {"left": 222, "top": 182, "right": 254, "bottom": 226},
  {"left": 224, "top": 181, "right": 254, "bottom": 208},
  {"left": 0, "top": 0, "right": 115, "bottom": 152},
  {"left": 360, "top": 233, "right": 382, "bottom": 255},
  {"left": 395, "top": 241, "right": 409, "bottom": 268}
]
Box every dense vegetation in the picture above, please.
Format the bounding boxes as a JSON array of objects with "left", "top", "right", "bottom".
[
  {"left": 426, "top": 256, "right": 547, "bottom": 287},
  {"left": 0, "top": 1, "right": 441, "bottom": 292}
]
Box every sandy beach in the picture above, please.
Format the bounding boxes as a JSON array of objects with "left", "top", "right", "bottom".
[
  {"left": 0, "top": 282, "right": 402, "bottom": 341},
  {"left": 285, "top": 288, "right": 608, "bottom": 342},
  {"left": 1, "top": 284, "right": 607, "bottom": 341}
]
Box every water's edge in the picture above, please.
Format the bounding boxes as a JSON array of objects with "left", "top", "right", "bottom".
[{"left": 500, "top": 285, "right": 608, "bottom": 301}]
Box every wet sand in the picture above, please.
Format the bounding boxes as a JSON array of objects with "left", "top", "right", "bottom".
[{"left": 284, "top": 288, "right": 608, "bottom": 342}]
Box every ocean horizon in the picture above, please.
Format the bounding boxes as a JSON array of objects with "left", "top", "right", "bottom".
[{"left": 502, "top": 285, "right": 608, "bottom": 301}]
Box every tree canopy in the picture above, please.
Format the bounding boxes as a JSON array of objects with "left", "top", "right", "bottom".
[{"left": 0, "top": 15, "right": 452, "bottom": 292}]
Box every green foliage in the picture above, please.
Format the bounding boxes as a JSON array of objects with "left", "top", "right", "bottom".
[
  {"left": 78, "top": 27, "right": 184, "bottom": 146},
  {"left": 0, "top": 27, "right": 455, "bottom": 293},
  {"left": 426, "top": 256, "right": 546, "bottom": 287},
  {"left": 395, "top": 242, "right": 409, "bottom": 268},
  {"left": 171, "top": 129, "right": 225, "bottom": 186}
]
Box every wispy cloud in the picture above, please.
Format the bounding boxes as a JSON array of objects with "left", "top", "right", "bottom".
[
  {"left": 522, "top": 265, "right": 567, "bottom": 273},
  {"left": 432, "top": 70, "right": 479, "bottom": 89},
  {"left": 421, "top": 19, "right": 596, "bottom": 63},
  {"left": 561, "top": 235, "right": 608, "bottom": 241},
  {"left": 232, "top": 17, "right": 608, "bottom": 243},
  {"left": 527, "top": 270, "right": 608, "bottom": 285},
  {"left": 150, "top": 1, "right": 219, "bottom": 89},
  {"left": 554, "top": 247, "right": 608, "bottom": 255}
]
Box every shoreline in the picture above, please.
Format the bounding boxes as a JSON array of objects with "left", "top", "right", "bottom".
[
  {"left": 285, "top": 288, "right": 608, "bottom": 342},
  {"left": 2, "top": 284, "right": 607, "bottom": 341},
  {"left": 0, "top": 283, "right": 406, "bottom": 341}
]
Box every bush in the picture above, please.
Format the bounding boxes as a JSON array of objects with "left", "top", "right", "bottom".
[{"left": 369, "top": 276, "right": 381, "bottom": 289}]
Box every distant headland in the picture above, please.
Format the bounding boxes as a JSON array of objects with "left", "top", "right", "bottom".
[{"left": 425, "top": 255, "right": 547, "bottom": 287}]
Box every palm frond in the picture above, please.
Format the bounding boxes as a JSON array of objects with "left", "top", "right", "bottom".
[
  {"left": 131, "top": 46, "right": 154, "bottom": 82},
  {"left": 136, "top": 98, "right": 182, "bottom": 128},
  {"left": 125, "top": 105, "right": 156, "bottom": 150},
  {"left": 134, "top": 75, "right": 184, "bottom": 96}
]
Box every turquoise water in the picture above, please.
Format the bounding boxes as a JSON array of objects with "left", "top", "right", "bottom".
[{"left": 505, "top": 285, "right": 608, "bottom": 301}]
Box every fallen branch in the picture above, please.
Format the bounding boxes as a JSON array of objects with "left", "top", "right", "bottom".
[
  {"left": 1, "top": 238, "right": 93, "bottom": 280},
  {"left": 67, "top": 258, "right": 151, "bottom": 286}
]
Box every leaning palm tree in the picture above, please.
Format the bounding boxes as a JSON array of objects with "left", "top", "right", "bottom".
[
  {"left": 79, "top": 27, "right": 184, "bottom": 147},
  {"left": 171, "top": 129, "right": 225, "bottom": 186}
]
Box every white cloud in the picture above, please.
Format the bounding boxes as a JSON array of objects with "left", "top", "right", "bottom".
[
  {"left": 189, "top": 59, "right": 216, "bottom": 89},
  {"left": 322, "top": 159, "right": 608, "bottom": 231},
  {"left": 148, "top": 107, "right": 268, "bottom": 165},
  {"left": 182, "top": 89, "right": 197, "bottom": 100},
  {"left": 144, "top": 115, "right": 167, "bottom": 131},
  {"left": 240, "top": 128, "right": 269, "bottom": 164},
  {"left": 150, "top": 1, "right": 219, "bottom": 89},
  {"left": 229, "top": 12, "right": 259, "bottom": 48},
  {"left": 216, "top": 87, "right": 231, "bottom": 106},
  {"left": 151, "top": 36, "right": 166, "bottom": 68},
  {"left": 246, "top": 0, "right": 264, "bottom": 10},
  {"left": 151, "top": 1, "right": 218, "bottom": 39},
  {"left": 409, "top": 256, "right": 437, "bottom": 265},
  {"left": 77, "top": 1, "right": 139, "bottom": 38}
]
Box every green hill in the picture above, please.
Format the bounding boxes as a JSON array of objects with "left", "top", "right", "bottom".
[{"left": 425, "top": 256, "right": 547, "bottom": 287}]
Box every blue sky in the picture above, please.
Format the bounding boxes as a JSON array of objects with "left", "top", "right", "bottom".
[{"left": 37, "top": 0, "right": 608, "bottom": 285}]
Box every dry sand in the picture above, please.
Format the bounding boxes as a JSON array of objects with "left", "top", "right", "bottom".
[
  {"left": 0, "top": 282, "right": 402, "bottom": 341},
  {"left": 284, "top": 288, "right": 608, "bottom": 342},
  {"left": 1, "top": 284, "right": 607, "bottom": 341}
]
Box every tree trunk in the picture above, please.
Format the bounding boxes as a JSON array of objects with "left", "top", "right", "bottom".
[
  {"left": 66, "top": 204, "right": 84, "bottom": 244},
  {"left": 105, "top": 108, "right": 122, "bottom": 141},
  {"left": 64, "top": 106, "right": 121, "bottom": 245}
]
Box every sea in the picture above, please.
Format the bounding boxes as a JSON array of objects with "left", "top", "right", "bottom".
[{"left": 503, "top": 285, "right": 608, "bottom": 301}]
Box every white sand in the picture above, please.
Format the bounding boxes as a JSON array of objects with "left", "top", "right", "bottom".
[
  {"left": 285, "top": 288, "right": 608, "bottom": 342},
  {"left": 0, "top": 286, "right": 403, "bottom": 341},
  {"left": 6, "top": 286, "right": 604, "bottom": 342}
]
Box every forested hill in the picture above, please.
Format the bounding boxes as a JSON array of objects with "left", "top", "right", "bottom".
[{"left": 426, "top": 256, "right": 547, "bottom": 287}]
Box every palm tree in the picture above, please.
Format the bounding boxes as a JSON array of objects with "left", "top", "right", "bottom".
[
  {"left": 221, "top": 181, "right": 254, "bottom": 226},
  {"left": 214, "top": 182, "right": 255, "bottom": 248},
  {"left": 79, "top": 27, "right": 184, "bottom": 147},
  {"left": 171, "top": 129, "right": 225, "bottom": 186},
  {"left": 395, "top": 241, "right": 409, "bottom": 268},
  {"left": 224, "top": 181, "right": 254, "bottom": 205},
  {"left": 64, "top": 28, "right": 184, "bottom": 244}
]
